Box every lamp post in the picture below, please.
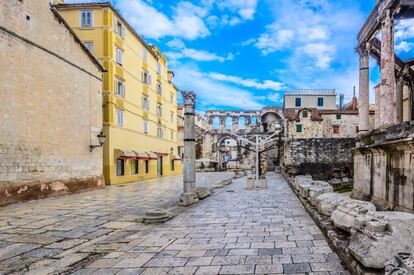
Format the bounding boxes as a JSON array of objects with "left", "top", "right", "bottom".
[{"left": 89, "top": 131, "right": 106, "bottom": 152}]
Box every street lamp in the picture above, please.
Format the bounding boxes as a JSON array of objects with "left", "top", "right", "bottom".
[{"left": 89, "top": 131, "right": 106, "bottom": 152}]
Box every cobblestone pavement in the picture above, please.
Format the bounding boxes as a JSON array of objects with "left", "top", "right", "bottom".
[{"left": 0, "top": 173, "right": 348, "bottom": 274}]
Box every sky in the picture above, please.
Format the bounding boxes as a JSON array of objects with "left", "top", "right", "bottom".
[{"left": 66, "top": 0, "right": 414, "bottom": 112}]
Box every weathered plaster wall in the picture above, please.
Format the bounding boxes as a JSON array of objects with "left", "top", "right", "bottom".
[{"left": 0, "top": 0, "right": 104, "bottom": 205}]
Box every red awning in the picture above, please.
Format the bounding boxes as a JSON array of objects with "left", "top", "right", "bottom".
[
  {"left": 173, "top": 155, "right": 182, "bottom": 160},
  {"left": 152, "top": 151, "right": 168, "bottom": 156}
]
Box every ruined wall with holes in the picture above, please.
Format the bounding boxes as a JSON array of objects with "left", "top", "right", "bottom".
[
  {"left": 0, "top": 0, "right": 104, "bottom": 206},
  {"left": 283, "top": 138, "right": 356, "bottom": 180}
]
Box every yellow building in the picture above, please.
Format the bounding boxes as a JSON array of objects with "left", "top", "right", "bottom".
[{"left": 55, "top": 2, "right": 182, "bottom": 184}]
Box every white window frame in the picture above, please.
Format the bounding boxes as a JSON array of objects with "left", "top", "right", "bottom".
[
  {"left": 157, "top": 127, "right": 164, "bottom": 138},
  {"left": 115, "top": 78, "right": 125, "bottom": 97},
  {"left": 143, "top": 48, "right": 148, "bottom": 62},
  {"left": 113, "top": 17, "right": 126, "bottom": 39},
  {"left": 170, "top": 131, "right": 174, "bottom": 141},
  {"left": 144, "top": 120, "right": 149, "bottom": 134},
  {"left": 156, "top": 81, "right": 162, "bottom": 95},
  {"left": 84, "top": 41, "right": 93, "bottom": 53},
  {"left": 80, "top": 10, "right": 93, "bottom": 27},
  {"left": 141, "top": 71, "right": 151, "bottom": 85},
  {"left": 170, "top": 112, "right": 174, "bottom": 123},
  {"left": 157, "top": 61, "right": 161, "bottom": 74},
  {"left": 115, "top": 46, "right": 123, "bottom": 66},
  {"left": 116, "top": 108, "right": 124, "bottom": 127},
  {"left": 170, "top": 93, "right": 174, "bottom": 103},
  {"left": 156, "top": 104, "right": 162, "bottom": 117},
  {"left": 142, "top": 96, "right": 150, "bottom": 110}
]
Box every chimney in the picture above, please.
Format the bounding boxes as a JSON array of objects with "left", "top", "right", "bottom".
[{"left": 339, "top": 94, "right": 345, "bottom": 110}]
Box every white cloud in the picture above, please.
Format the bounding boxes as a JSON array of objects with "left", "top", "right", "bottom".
[
  {"left": 267, "top": 93, "right": 282, "bottom": 103},
  {"left": 208, "top": 73, "right": 285, "bottom": 91},
  {"left": 395, "top": 41, "right": 414, "bottom": 53},
  {"left": 165, "top": 39, "right": 234, "bottom": 62},
  {"left": 217, "top": 0, "right": 258, "bottom": 20},
  {"left": 302, "top": 43, "right": 335, "bottom": 69},
  {"left": 115, "top": 0, "right": 210, "bottom": 40},
  {"left": 174, "top": 66, "right": 264, "bottom": 110}
]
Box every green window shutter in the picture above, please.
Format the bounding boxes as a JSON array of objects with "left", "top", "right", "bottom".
[{"left": 296, "top": 124, "right": 302, "bottom": 133}]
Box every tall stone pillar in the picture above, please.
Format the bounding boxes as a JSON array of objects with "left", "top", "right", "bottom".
[
  {"left": 375, "top": 84, "right": 381, "bottom": 128},
  {"left": 380, "top": 9, "right": 396, "bottom": 128},
  {"left": 181, "top": 91, "right": 197, "bottom": 206},
  {"left": 358, "top": 46, "right": 370, "bottom": 132},
  {"left": 395, "top": 72, "right": 404, "bottom": 124}
]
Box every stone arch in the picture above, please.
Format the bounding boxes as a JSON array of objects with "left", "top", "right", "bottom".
[
  {"left": 251, "top": 116, "right": 257, "bottom": 125},
  {"left": 225, "top": 117, "right": 232, "bottom": 129},
  {"left": 212, "top": 117, "right": 220, "bottom": 129},
  {"left": 238, "top": 116, "right": 246, "bottom": 129}
]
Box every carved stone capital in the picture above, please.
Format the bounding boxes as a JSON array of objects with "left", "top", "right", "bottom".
[{"left": 181, "top": 90, "right": 196, "bottom": 107}]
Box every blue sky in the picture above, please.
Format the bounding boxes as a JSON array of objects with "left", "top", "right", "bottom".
[{"left": 67, "top": 0, "right": 414, "bottom": 111}]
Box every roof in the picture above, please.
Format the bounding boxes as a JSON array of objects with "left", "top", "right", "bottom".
[
  {"left": 50, "top": 7, "right": 105, "bottom": 72},
  {"left": 284, "top": 89, "right": 336, "bottom": 96},
  {"left": 53, "top": 2, "right": 158, "bottom": 61}
]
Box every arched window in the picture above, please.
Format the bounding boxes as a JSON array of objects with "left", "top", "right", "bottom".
[
  {"left": 251, "top": 117, "right": 257, "bottom": 125},
  {"left": 239, "top": 117, "right": 246, "bottom": 129},
  {"left": 213, "top": 117, "right": 219, "bottom": 129},
  {"left": 225, "top": 117, "right": 232, "bottom": 129}
]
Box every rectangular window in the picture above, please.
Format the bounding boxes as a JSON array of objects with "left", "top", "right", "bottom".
[
  {"left": 336, "top": 114, "right": 342, "bottom": 119},
  {"left": 170, "top": 93, "right": 174, "bottom": 103},
  {"left": 356, "top": 125, "right": 359, "bottom": 133},
  {"left": 317, "top": 97, "right": 324, "bottom": 107},
  {"left": 296, "top": 124, "right": 302, "bottom": 133},
  {"left": 145, "top": 160, "right": 149, "bottom": 173},
  {"left": 171, "top": 130, "right": 174, "bottom": 141},
  {"left": 116, "top": 159, "right": 124, "bottom": 176},
  {"left": 156, "top": 104, "right": 162, "bottom": 117},
  {"left": 302, "top": 110, "right": 308, "bottom": 118},
  {"left": 115, "top": 47, "right": 123, "bottom": 65},
  {"left": 157, "top": 61, "right": 161, "bottom": 74},
  {"left": 80, "top": 10, "right": 93, "bottom": 27},
  {"left": 157, "top": 127, "right": 164, "bottom": 138},
  {"left": 114, "top": 17, "right": 126, "bottom": 39},
  {"left": 170, "top": 112, "right": 174, "bottom": 123},
  {"left": 115, "top": 78, "right": 125, "bottom": 97},
  {"left": 143, "top": 48, "right": 148, "bottom": 62},
  {"left": 116, "top": 108, "right": 123, "bottom": 127},
  {"left": 156, "top": 82, "right": 162, "bottom": 95},
  {"left": 171, "top": 160, "right": 175, "bottom": 171},
  {"left": 142, "top": 96, "right": 150, "bottom": 110},
  {"left": 131, "top": 160, "right": 138, "bottom": 174},
  {"left": 143, "top": 120, "right": 149, "bottom": 134},
  {"left": 295, "top": 97, "right": 301, "bottom": 107},
  {"left": 333, "top": 125, "right": 340, "bottom": 134},
  {"left": 141, "top": 71, "right": 151, "bottom": 85},
  {"left": 84, "top": 41, "right": 93, "bottom": 53}
]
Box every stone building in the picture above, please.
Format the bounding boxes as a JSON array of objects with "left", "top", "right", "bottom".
[
  {"left": 354, "top": 0, "right": 414, "bottom": 212},
  {"left": 56, "top": 2, "right": 182, "bottom": 184},
  {"left": 0, "top": 0, "right": 105, "bottom": 205}
]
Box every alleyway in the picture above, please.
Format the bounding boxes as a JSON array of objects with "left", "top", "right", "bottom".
[{"left": 0, "top": 173, "right": 348, "bottom": 274}]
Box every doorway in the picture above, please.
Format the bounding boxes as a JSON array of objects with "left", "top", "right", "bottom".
[{"left": 157, "top": 156, "right": 163, "bottom": 176}]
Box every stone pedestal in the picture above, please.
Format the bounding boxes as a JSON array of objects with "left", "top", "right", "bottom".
[
  {"left": 180, "top": 192, "right": 194, "bottom": 206},
  {"left": 259, "top": 177, "right": 268, "bottom": 189},
  {"left": 246, "top": 177, "right": 254, "bottom": 190},
  {"left": 142, "top": 208, "right": 174, "bottom": 224}
]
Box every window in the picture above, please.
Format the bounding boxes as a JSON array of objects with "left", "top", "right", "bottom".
[
  {"left": 302, "top": 110, "right": 308, "bottom": 118},
  {"left": 295, "top": 97, "right": 301, "bottom": 107},
  {"left": 142, "top": 96, "right": 150, "bottom": 110},
  {"left": 115, "top": 78, "right": 125, "bottom": 97},
  {"left": 84, "top": 41, "right": 93, "bottom": 53},
  {"left": 170, "top": 112, "right": 174, "bottom": 123},
  {"left": 116, "top": 159, "right": 124, "bottom": 176},
  {"left": 115, "top": 47, "right": 123, "bottom": 65},
  {"left": 333, "top": 125, "right": 340, "bottom": 134},
  {"left": 143, "top": 120, "right": 149, "bottom": 134},
  {"left": 113, "top": 17, "right": 125, "bottom": 39},
  {"left": 156, "top": 82, "right": 162, "bottom": 95},
  {"left": 141, "top": 71, "right": 151, "bottom": 85},
  {"left": 296, "top": 124, "right": 302, "bottom": 133},
  {"left": 81, "top": 10, "right": 93, "bottom": 27},
  {"left": 171, "top": 160, "right": 175, "bottom": 171},
  {"left": 143, "top": 48, "right": 148, "bottom": 62},
  {"left": 317, "top": 97, "right": 324, "bottom": 107},
  {"left": 336, "top": 114, "right": 342, "bottom": 119},
  {"left": 145, "top": 160, "right": 149, "bottom": 173},
  {"left": 356, "top": 126, "right": 359, "bottom": 133},
  {"left": 156, "top": 104, "right": 162, "bottom": 117},
  {"left": 171, "top": 130, "right": 174, "bottom": 141},
  {"left": 157, "top": 61, "right": 161, "bottom": 74},
  {"left": 170, "top": 93, "right": 174, "bottom": 103},
  {"left": 157, "top": 127, "right": 164, "bottom": 138},
  {"left": 131, "top": 160, "right": 138, "bottom": 174},
  {"left": 116, "top": 108, "right": 123, "bottom": 127}
]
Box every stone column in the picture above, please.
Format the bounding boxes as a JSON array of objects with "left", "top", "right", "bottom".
[
  {"left": 395, "top": 72, "right": 404, "bottom": 124},
  {"left": 181, "top": 91, "right": 197, "bottom": 206},
  {"left": 380, "top": 9, "right": 396, "bottom": 128},
  {"left": 375, "top": 84, "right": 381, "bottom": 128},
  {"left": 358, "top": 45, "right": 370, "bottom": 132}
]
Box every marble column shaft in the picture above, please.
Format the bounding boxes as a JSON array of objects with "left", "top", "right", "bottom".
[
  {"left": 182, "top": 91, "right": 196, "bottom": 193},
  {"left": 358, "top": 48, "right": 370, "bottom": 132}
]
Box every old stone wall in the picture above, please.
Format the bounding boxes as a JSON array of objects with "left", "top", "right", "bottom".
[
  {"left": 284, "top": 138, "right": 356, "bottom": 180},
  {"left": 0, "top": 0, "right": 104, "bottom": 205}
]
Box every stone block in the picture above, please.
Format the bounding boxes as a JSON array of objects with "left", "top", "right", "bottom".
[
  {"left": 314, "top": 192, "right": 350, "bottom": 216},
  {"left": 260, "top": 177, "right": 268, "bottom": 189},
  {"left": 246, "top": 177, "right": 254, "bottom": 190},
  {"left": 308, "top": 181, "right": 333, "bottom": 205},
  {"left": 349, "top": 211, "right": 414, "bottom": 269},
  {"left": 331, "top": 200, "right": 376, "bottom": 232},
  {"left": 142, "top": 208, "right": 173, "bottom": 224},
  {"left": 293, "top": 175, "right": 313, "bottom": 192},
  {"left": 179, "top": 192, "right": 194, "bottom": 206},
  {"left": 385, "top": 251, "right": 414, "bottom": 275},
  {"left": 195, "top": 187, "right": 211, "bottom": 200}
]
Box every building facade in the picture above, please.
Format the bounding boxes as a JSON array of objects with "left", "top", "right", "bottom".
[
  {"left": 284, "top": 89, "right": 337, "bottom": 110},
  {"left": 0, "top": 0, "right": 105, "bottom": 205},
  {"left": 56, "top": 2, "right": 182, "bottom": 185}
]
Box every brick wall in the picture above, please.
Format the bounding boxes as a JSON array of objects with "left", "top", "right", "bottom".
[{"left": 0, "top": 0, "right": 104, "bottom": 205}]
